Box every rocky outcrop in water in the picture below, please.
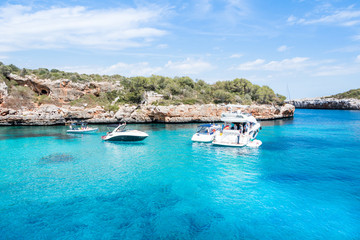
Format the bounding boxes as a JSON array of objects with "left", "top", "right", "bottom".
[
  {"left": 287, "top": 98, "right": 360, "bottom": 110},
  {"left": 0, "top": 103, "right": 295, "bottom": 125}
]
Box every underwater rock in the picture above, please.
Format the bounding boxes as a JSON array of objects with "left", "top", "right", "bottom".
[{"left": 40, "top": 153, "right": 75, "bottom": 164}]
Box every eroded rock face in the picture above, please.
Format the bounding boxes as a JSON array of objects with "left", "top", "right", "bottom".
[
  {"left": 287, "top": 98, "right": 360, "bottom": 110},
  {"left": 6, "top": 73, "right": 122, "bottom": 103},
  {"left": 0, "top": 103, "right": 295, "bottom": 125},
  {"left": 0, "top": 81, "right": 8, "bottom": 104}
]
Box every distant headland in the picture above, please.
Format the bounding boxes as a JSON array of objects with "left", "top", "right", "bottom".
[
  {"left": 287, "top": 89, "right": 360, "bottom": 110},
  {"left": 0, "top": 63, "right": 294, "bottom": 125}
]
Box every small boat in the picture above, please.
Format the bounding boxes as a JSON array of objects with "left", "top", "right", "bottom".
[
  {"left": 66, "top": 122, "right": 98, "bottom": 134},
  {"left": 213, "top": 108, "right": 262, "bottom": 147},
  {"left": 101, "top": 123, "right": 148, "bottom": 141},
  {"left": 191, "top": 124, "right": 222, "bottom": 143}
]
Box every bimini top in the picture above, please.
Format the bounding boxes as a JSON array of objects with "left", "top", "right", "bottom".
[{"left": 221, "top": 110, "right": 257, "bottom": 123}]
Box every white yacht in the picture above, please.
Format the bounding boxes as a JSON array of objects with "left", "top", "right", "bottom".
[
  {"left": 101, "top": 123, "right": 148, "bottom": 141},
  {"left": 191, "top": 124, "right": 222, "bottom": 143},
  {"left": 66, "top": 122, "right": 98, "bottom": 134},
  {"left": 213, "top": 109, "right": 262, "bottom": 147}
]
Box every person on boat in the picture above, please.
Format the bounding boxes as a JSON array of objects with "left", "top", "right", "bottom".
[
  {"left": 244, "top": 122, "right": 249, "bottom": 134},
  {"left": 239, "top": 124, "right": 243, "bottom": 134}
]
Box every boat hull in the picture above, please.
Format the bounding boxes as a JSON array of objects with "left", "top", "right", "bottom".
[
  {"left": 191, "top": 134, "right": 215, "bottom": 143},
  {"left": 67, "top": 128, "right": 98, "bottom": 134},
  {"left": 103, "top": 135, "right": 148, "bottom": 141},
  {"left": 102, "top": 130, "right": 149, "bottom": 142},
  {"left": 212, "top": 141, "right": 247, "bottom": 147}
]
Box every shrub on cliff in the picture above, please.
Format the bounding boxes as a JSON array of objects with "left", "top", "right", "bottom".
[
  {"left": 329, "top": 88, "right": 360, "bottom": 100},
  {"left": 36, "top": 95, "right": 54, "bottom": 105},
  {"left": 213, "top": 89, "right": 233, "bottom": 103},
  {"left": 104, "top": 104, "right": 119, "bottom": 112},
  {"left": 0, "top": 63, "right": 286, "bottom": 106}
]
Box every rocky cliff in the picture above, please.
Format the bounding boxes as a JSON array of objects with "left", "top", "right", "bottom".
[
  {"left": 0, "top": 73, "right": 295, "bottom": 125},
  {"left": 287, "top": 98, "right": 360, "bottom": 110},
  {"left": 6, "top": 73, "right": 121, "bottom": 103},
  {"left": 0, "top": 103, "right": 295, "bottom": 126}
]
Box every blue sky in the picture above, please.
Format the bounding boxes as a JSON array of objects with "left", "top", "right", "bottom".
[{"left": 0, "top": 0, "right": 360, "bottom": 98}]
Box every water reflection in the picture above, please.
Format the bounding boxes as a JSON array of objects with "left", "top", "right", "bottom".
[
  {"left": 192, "top": 141, "right": 260, "bottom": 157},
  {"left": 212, "top": 145, "right": 260, "bottom": 157}
]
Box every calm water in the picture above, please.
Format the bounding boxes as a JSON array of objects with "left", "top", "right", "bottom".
[{"left": 0, "top": 109, "right": 359, "bottom": 239}]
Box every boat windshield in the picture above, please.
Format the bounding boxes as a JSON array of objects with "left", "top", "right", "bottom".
[
  {"left": 70, "top": 122, "right": 88, "bottom": 130},
  {"left": 196, "top": 126, "right": 210, "bottom": 134},
  {"left": 116, "top": 124, "right": 127, "bottom": 132}
]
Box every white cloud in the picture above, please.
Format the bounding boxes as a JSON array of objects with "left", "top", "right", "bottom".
[
  {"left": 63, "top": 58, "right": 213, "bottom": 77},
  {"left": 225, "top": 0, "right": 250, "bottom": 17},
  {"left": 236, "top": 57, "right": 311, "bottom": 71},
  {"left": 235, "top": 59, "right": 265, "bottom": 70},
  {"left": 287, "top": 15, "right": 296, "bottom": 24},
  {"left": 277, "top": 45, "right": 289, "bottom": 52},
  {"left": 156, "top": 44, "right": 168, "bottom": 49},
  {"left": 195, "top": 0, "right": 212, "bottom": 15},
  {"left": 105, "top": 62, "right": 162, "bottom": 76},
  {"left": 313, "top": 64, "right": 360, "bottom": 76},
  {"left": 264, "top": 57, "right": 309, "bottom": 71},
  {"left": 229, "top": 53, "right": 243, "bottom": 58},
  {"left": 353, "top": 35, "right": 360, "bottom": 41},
  {"left": 0, "top": 4, "right": 167, "bottom": 52},
  {"left": 288, "top": 5, "right": 360, "bottom": 26},
  {"left": 165, "top": 58, "right": 213, "bottom": 75},
  {"left": 356, "top": 55, "right": 360, "bottom": 63}
]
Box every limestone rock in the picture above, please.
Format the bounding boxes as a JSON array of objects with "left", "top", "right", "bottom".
[
  {"left": 0, "top": 103, "right": 295, "bottom": 125},
  {"left": 0, "top": 81, "right": 8, "bottom": 104},
  {"left": 287, "top": 98, "right": 360, "bottom": 110},
  {"left": 6, "top": 73, "right": 122, "bottom": 103}
]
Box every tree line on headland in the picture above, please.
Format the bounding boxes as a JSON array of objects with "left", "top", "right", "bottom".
[
  {"left": 327, "top": 88, "right": 360, "bottom": 100},
  {"left": 0, "top": 62, "right": 286, "bottom": 108}
]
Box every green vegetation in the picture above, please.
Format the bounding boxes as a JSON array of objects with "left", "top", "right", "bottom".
[
  {"left": 36, "top": 95, "right": 54, "bottom": 105},
  {"left": 328, "top": 88, "right": 360, "bottom": 100},
  {"left": 0, "top": 62, "right": 286, "bottom": 106}
]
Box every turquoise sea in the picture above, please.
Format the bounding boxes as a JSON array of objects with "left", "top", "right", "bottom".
[{"left": 0, "top": 109, "right": 359, "bottom": 239}]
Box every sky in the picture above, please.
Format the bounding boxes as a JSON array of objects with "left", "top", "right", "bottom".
[{"left": 0, "top": 0, "right": 359, "bottom": 99}]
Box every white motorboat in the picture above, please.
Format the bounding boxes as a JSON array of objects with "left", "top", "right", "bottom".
[
  {"left": 213, "top": 108, "right": 262, "bottom": 147},
  {"left": 101, "top": 123, "right": 148, "bottom": 141},
  {"left": 191, "top": 124, "right": 222, "bottom": 143},
  {"left": 66, "top": 122, "right": 98, "bottom": 134}
]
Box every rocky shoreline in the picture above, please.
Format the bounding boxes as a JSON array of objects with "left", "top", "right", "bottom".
[
  {"left": 0, "top": 103, "right": 295, "bottom": 126},
  {"left": 0, "top": 72, "right": 295, "bottom": 125},
  {"left": 287, "top": 98, "right": 360, "bottom": 110}
]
